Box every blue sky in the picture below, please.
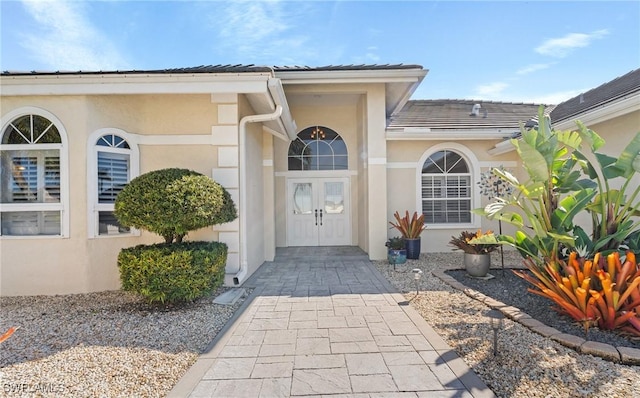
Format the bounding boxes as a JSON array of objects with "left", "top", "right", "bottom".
[{"left": 1, "top": 1, "right": 638, "bottom": 104}]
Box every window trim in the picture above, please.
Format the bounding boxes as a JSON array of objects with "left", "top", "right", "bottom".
[
  {"left": 0, "top": 107, "right": 69, "bottom": 238},
  {"left": 87, "top": 128, "right": 140, "bottom": 238},
  {"left": 287, "top": 125, "right": 349, "bottom": 171},
  {"left": 416, "top": 142, "right": 481, "bottom": 229}
]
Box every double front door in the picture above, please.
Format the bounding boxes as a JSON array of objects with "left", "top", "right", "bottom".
[{"left": 287, "top": 177, "right": 351, "bottom": 246}]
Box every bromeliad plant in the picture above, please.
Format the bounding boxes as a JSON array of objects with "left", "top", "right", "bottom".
[
  {"left": 389, "top": 211, "right": 426, "bottom": 239},
  {"left": 449, "top": 230, "right": 500, "bottom": 255},
  {"left": 386, "top": 236, "right": 406, "bottom": 250},
  {"left": 514, "top": 251, "right": 640, "bottom": 337}
]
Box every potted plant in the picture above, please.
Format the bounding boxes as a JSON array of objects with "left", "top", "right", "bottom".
[
  {"left": 449, "top": 229, "right": 499, "bottom": 277},
  {"left": 389, "top": 211, "right": 426, "bottom": 259},
  {"left": 386, "top": 236, "right": 407, "bottom": 266}
]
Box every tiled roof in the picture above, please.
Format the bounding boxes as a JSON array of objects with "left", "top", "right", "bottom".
[
  {"left": 1, "top": 64, "right": 273, "bottom": 76},
  {"left": 273, "top": 64, "right": 423, "bottom": 71},
  {"left": 1, "top": 64, "right": 423, "bottom": 76},
  {"left": 388, "top": 99, "right": 543, "bottom": 131},
  {"left": 550, "top": 68, "right": 640, "bottom": 123}
]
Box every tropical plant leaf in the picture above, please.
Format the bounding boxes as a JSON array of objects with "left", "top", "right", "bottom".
[
  {"left": 550, "top": 189, "right": 596, "bottom": 230},
  {"left": 515, "top": 139, "right": 550, "bottom": 182},
  {"left": 613, "top": 131, "right": 640, "bottom": 178}
]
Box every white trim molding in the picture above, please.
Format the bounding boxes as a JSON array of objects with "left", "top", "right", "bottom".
[
  {"left": 387, "top": 162, "right": 417, "bottom": 169},
  {"left": 86, "top": 128, "right": 140, "bottom": 239},
  {"left": 416, "top": 142, "right": 482, "bottom": 229},
  {"left": 0, "top": 106, "right": 70, "bottom": 238},
  {"left": 387, "top": 128, "right": 515, "bottom": 141}
]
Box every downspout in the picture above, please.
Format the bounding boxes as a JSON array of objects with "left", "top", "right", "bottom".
[{"left": 232, "top": 104, "right": 284, "bottom": 285}]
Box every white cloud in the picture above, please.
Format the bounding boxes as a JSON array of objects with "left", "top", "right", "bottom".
[
  {"left": 516, "top": 63, "right": 553, "bottom": 75},
  {"left": 20, "top": 0, "right": 129, "bottom": 71},
  {"left": 474, "top": 82, "right": 509, "bottom": 99},
  {"left": 214, "top": 0, "right": 313, "bottom": 63},
  {"left": 521, "top": 89, "right": 585, "bottom": 106},
  {"left": 535, "top": 29, "right": 609, "bottom": 58}
]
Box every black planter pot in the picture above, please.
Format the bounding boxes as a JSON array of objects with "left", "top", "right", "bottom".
[{"left": 405, "top": 238, "right": 421, "bottom": 260}]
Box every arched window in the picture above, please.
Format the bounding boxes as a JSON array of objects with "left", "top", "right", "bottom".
[
  {"left": 287, "top": 126, "right": 347, "bottom": 171},
  {"left": 88, "top": 129, "right": 139, "bottom": 237},
  {"left": 421, "top": 149, "right": 472, "bottom": 224},
  {"left": 1, "top": 113, "right": 66, "bottom": 236}
]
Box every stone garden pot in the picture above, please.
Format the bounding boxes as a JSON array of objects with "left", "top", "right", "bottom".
[{"left": 464, "top": 253, "right": 491, "bottom": 277}]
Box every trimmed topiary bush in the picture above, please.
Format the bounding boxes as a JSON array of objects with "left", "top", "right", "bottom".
[
  {"left": 114, "top": 168, "right": 237, "bottom": 243},
  {"left": 118, "top": 241, "right": 228, "bottom": 304}
]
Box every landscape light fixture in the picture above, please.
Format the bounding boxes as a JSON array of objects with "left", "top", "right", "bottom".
[
  {"left": 411, "top": 268, "right": 423, "bottom": 295},
  {"left": 487, "top": 309, "right": 504, "bottom": 356}
]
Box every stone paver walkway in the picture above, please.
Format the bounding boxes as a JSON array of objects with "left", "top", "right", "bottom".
[{"left": 169, "top": 247, "right": 495, "bottom": 398}]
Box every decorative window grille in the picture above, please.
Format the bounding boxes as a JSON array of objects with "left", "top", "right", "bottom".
[
  {"left": 1, "top": 114, "right": 63, "bottom": 236},
  {"left": 288, "top": 126, "right": 348, "bottom": 171}
]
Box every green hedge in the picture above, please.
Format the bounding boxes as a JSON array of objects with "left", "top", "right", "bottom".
[
  {"left": 114, "top": 168, "right": 237, "bottom": 243},
  {"left": 118, "top": 241, "right": 228, "bottom": 304}
]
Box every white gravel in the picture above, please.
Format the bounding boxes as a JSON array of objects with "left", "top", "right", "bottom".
[
  {"left": 373, "top": 251, "right": 640, "bottom": 398},
  {"left": 2, "top": 251, "right": 639, "bottom": 398},
  {"left": 0, "top": 288, "right": 248, "bottom": 398}
]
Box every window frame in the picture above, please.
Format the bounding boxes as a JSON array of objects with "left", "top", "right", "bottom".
[
  {"left": 87, "top": 128, "right": 140, "bottom": 238},
  {"left": 287, "top": 126, "right": 348, "bottom": 171},
  {"left": 416, "top": 143, "right": 481, "bottom": 229},
  {"left": 0, "top": 107, "right": 69, "bottom": 238}
]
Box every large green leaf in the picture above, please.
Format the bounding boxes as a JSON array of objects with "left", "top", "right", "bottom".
[
  {"left": 573, "top": 151, "right": 599, "bottom": 179},
  {"left": 550, "top": 189, "right": 596, "bottom": 230},
  {"left": 515, "top": 139, "right": 550, "bottom": 182},
  {"left": 596, "top": 153, "right": 624, "bottom": 179},
  {"left": 576, "top": 121, "right": 606, "bottom": 151},
  {"left": 547, "top": 231, "right": 575, "bottom": 245},
  {"left": 613, "top": 131, "right": 640, "bottom": 178},
  {"left": 557, "top": 129, "right": 583, "bottom": 150}
]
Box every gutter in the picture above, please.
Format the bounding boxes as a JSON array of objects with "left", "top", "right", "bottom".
[{"left": 232, "top": 104, "right": 284, "bottom": 286}]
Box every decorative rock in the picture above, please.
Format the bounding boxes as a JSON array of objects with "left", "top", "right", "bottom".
[{"left": 372, "top": 251, "right": 640, "bottom": 398}]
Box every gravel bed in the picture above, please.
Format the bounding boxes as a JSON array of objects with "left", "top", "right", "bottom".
[
  {"left": 0, "top": 287, "right": 249, "bottom": 397},
  {"left": 373, "top": 251, "right": 640, "bottom": 398},
  {"left": 445, "top": 268, "right": 639, "bottom": 349}
]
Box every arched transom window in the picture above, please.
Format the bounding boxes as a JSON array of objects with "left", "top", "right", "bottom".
[
  {"left": 1, "top": 114, "right": 65, "bottom": 236},
  {"left": 288, "top": 126, "right": 347, "bottom": 171},
  {"left": 421, "top": 150, "right": 471, "bottom": 224}
]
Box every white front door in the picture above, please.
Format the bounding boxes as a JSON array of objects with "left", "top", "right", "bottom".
[{"left": 287, "top": 177, "right": 351, "bottom": 246}]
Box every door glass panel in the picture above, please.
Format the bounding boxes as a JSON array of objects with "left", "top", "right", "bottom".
[
  {"left": 324, "top": 182, "right": 344, "bottom": 214},
  {"left": 293, "top": 183, "right": 313, "bottom": 214}
]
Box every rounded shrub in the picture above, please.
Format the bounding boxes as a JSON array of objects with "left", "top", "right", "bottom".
[
  {"left": 114, "top": 168, "right": 237, "bottom": 243},
  {"left": 118, "top": 241, "right": 228, "bottom": 304}
]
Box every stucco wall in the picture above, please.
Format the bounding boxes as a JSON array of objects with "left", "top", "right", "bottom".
[
  {"left": 243, "top": 106, "right": 266, "bottom": 276},
  {"left": 1, "top": 94, "right": 221, "bottom": 296},
  {"left": 273, "top": 95, "right": 362, "bottom": 248},
  {"left": 386, "top": 139, "right": 522, "bottom": 253}
]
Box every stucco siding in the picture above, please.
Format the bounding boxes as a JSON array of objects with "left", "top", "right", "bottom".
[
  {"left": 1, "top": 93, "right": 226, "bottom": 296},
  {"left": 386, "top": 139, "right": 522, "bottom": 253}
]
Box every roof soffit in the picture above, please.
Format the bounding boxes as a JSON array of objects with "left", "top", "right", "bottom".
[{"left": 275, "top": 68, "right": 427, "bottom": 117}]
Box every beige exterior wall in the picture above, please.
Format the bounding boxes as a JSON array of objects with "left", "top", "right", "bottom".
[
  {"left": 386, "top": 139, "right": 522, "bottom": 252},
  {"left": 273, "top": 85, "right": 365, "bottom": 249},
  {"left": 242, "top": 96, "right": 268, "bottom": 276},
  {"left": 1, "top": 94, "right": 227, "bottom": 296}
]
